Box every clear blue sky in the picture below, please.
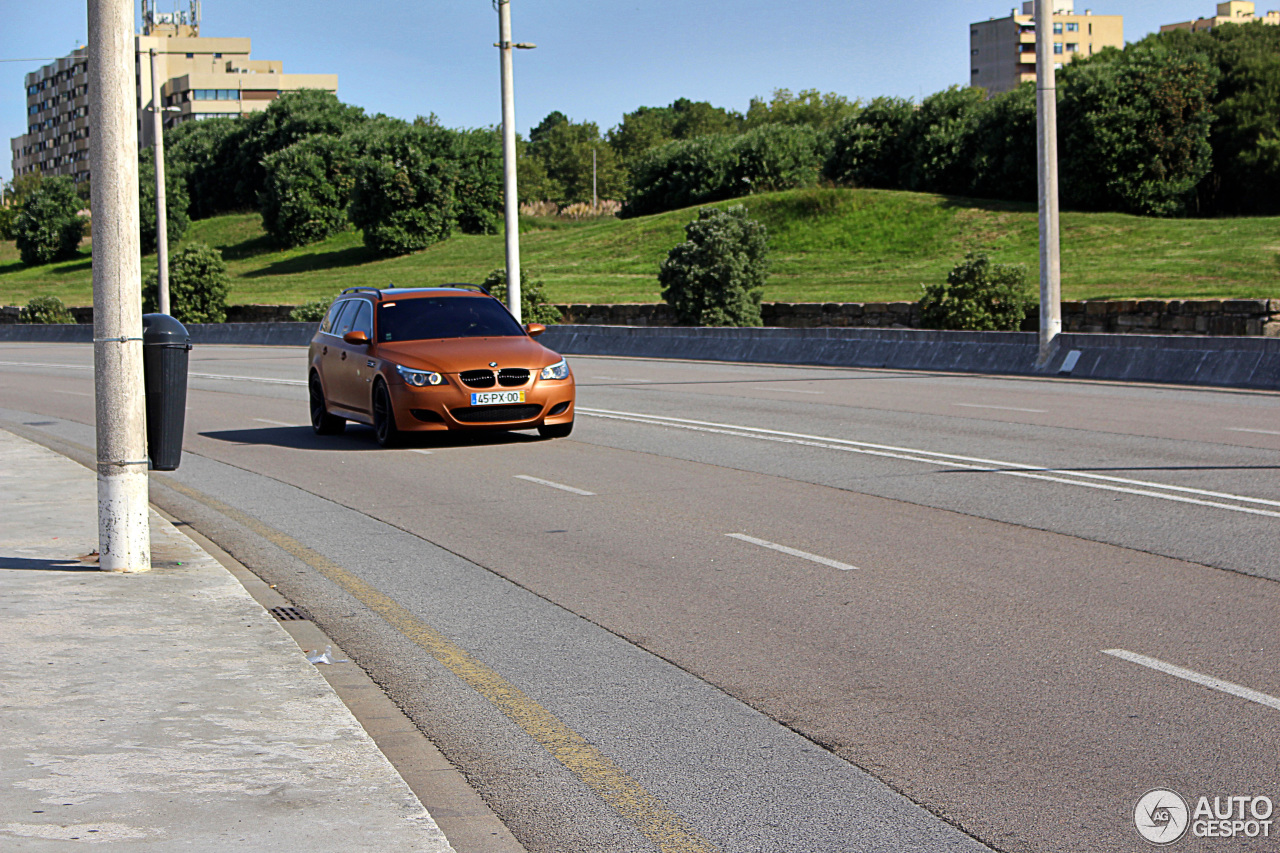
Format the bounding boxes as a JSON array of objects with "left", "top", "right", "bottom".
[{"left": 0, "top": 1, "right": 1237, "bottom": 185}]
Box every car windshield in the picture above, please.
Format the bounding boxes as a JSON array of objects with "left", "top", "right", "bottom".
[{"left": 377, "top": 296, "right": 524, "bottom": 342}]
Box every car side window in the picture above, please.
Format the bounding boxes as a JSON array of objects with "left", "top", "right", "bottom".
[
  {"left": 350, "top": 302, "right": 373, "bottom": 338},
  {"left": 320, "top": 299, "right": 345, "bottom": 334},
  {"left": 334, "top": 301, "right": 359, "bottom": 337}
]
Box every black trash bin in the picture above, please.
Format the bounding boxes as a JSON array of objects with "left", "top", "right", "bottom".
[{"left": 142, "top": 313, "right": 191, "bottom": 471}]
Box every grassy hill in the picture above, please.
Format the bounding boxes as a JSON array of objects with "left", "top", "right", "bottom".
[{"left": 2, "top": 186, "right": 1277, "bottom": 308}]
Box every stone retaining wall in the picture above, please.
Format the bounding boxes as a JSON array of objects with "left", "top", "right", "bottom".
[{"left": 3, "top": 299, "right": 1277, "bottom": 336}]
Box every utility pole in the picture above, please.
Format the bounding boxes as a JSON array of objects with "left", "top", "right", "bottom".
[
  {"left": 592, "top": 148, "right": 598, "bottom": 211},
  {"left": 149, "top": 47, "right": 170, "bottom": 314},
  {"left": 1034, "top": 0, "right": 1063, "bottom": 367},
  {"left": 496, "top": 0, "right": 534, "bottom": 323},
  {"left": 89, "top": 0, "right": 151, "bottom": 572}
]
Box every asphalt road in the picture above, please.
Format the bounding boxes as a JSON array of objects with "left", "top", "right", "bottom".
[{"left": 2, "top": 341, "right": 1279, "bottom": 853}]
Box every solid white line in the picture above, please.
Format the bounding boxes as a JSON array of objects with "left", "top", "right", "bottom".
[
  {"left": 50, "top": 389, "right": 91, "bottom": 397},
  {"left": 407, "top": 449, "right": 434, "bottom": 455},
  {"left": 769, "top": 388, "right": 825, "bottom": 395},
  {"left": 576, "top": 407, "right": 1280, "bottom": 518},
  {"left": 0, "top": 360, "right": 90, "bottom": 370},
  {"left": 955, "top": 403, "right": 1047, "bottom": 414},
  {"left": 253, "top": 418, "right": 299, "bottom": 427},
  {"left": 192, "top": 372, "right": 307, "bottom": 387},
  {"left": 726, "top": 533, "right": 858, "bottom": 571},
  {"left": 1228, "top": 428, "right": 1280, "bottom": 437},
  {"left": 514, "top": 475, "right": 595, "bottom": 496},
  {"left": 1103, "top": 649, "right": 1280, "bottom": 713}
]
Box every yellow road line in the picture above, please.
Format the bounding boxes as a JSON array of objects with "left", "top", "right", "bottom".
[{"left": 159, "top": 476, "right": 718, "bottom": 853}]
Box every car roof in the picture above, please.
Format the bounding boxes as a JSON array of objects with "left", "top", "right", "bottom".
[{"left": 340, "top": 285, "right": 491, "bottom": 301}]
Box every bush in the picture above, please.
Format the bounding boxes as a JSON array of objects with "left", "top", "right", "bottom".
[
  {"left": 289, "top": 298, "right": 334, "bottom": 323},
  {"left": 918, "top": 253, "right": 1033, "bottom": 331},
  {"left": 260, "top": 136, "right": 355, "bottom": 247},
  {"left": 18, "top": 295, "right": 74, "bottom": 324},
  {"left": 824, "top": 97, "right": 914, "bottom": 189},
  {"left": 138, "top": 149, "right": 191, "bottom": 255},
  {"left": 898, "top": 86, "right": 987, "bottom": 195},
  {"left": 143, "top": 242, "right": 229, "bottom": 323},
  {"left": 14, "top": 176, "right": 85, "bottom": 266},
  {"left": 659, "top": 206, "right": 769, "bottom": 327},
  {"left": 348, "top": 123, "right": 458, "bottom": 257},
  {"left": 482, "top": 267, "right": 562, "bottom": 325}
]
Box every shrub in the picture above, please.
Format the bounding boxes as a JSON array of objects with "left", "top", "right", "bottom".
[
  {"left": 14, "top": 176, "right": 85, "bottom": 266},
  {"left": 260, "top": 136, "right": 355, "bottom": 247},
  {"left": 138, "top": 148, "right": 191, "bottom": 255},
  {"left": 898, "top": 86, "right": 987, "bottom": 195},
  {"left": 143, "top": 242, "right": 229, "bottom": 323},
  {"left": 659, "top": 206, "right": 769, "bottom": 327},
  {"left": 625, "top": 135, "right": 738, "bottom": 217},
  {"left": 18, "top": 295, "right": 74, "bottom": 324},
  {"left": 483, "top": 267, "right": 562, "bottom": 325},
  {"left": 347, "top": 123, "right": 458, "bottom": 257},
  {"left": 824, "top": 97, "right": 914, "bottom": 189},
  {"left": 730, "top": 124, "right": 825, "bottom": 193},
  {"left": 290, "top": 298, "right": 334, "bottom": 322},
  {"left": 918, "top": 253, "right": 1033, "bottom": 331}
]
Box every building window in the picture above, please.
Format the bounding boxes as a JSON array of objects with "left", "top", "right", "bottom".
[
  {"left": 214, "top": 52, "right": 222, "bottom": 58},
  {"left": 192, "top": 89, "right": 240, "bottom": 100},
  {"left": 1065, "top": 42, "right": 1078, "bottom": 52},
  {"left": 1066, "top": 22, "right": 1079, "bottom": 32},
  {"left": 1054, "top": 43, "right": 1064, "bottom": 54},
  {"left": 186, "top": 53, "right": 194, "bottom": 58},
  {"left": 972, "top": 68, "right": 979, "bottom": 75},
  {"left": 971, "top": 48, "right": 979, "bottom": 55},
  {"left": 1053, "top": 22, "right": 1063, "bottom": 34}
]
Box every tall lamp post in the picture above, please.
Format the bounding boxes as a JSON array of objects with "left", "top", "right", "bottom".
[
  {"left": 495, "top": 0, "right": 535, "bottom": 322},
  {"left": 149, "top": 48, "right": 180, "bottom": 315},
  {"left": 1034, "top": 0, "right": 1063, "bottom": 367}
]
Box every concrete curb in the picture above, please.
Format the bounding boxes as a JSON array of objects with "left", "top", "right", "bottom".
[{"left": 3, "top": 322, "right": 1277, "bottom": 390}]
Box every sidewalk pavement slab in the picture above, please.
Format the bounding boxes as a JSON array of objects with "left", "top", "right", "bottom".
[{"left": 0, "top": 427, "right": 455, "bottom": 852}]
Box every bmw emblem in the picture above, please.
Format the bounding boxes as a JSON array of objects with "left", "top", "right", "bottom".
[{"left": 489, "top": 362, "right": 498, "bottom": 367}]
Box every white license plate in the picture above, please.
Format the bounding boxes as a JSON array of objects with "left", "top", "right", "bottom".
[{"left": 471, "top": 390, "right": 526, "bottom": 406}]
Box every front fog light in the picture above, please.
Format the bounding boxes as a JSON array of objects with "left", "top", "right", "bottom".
[
  {"left": 397, "top": 365, "right": 444, "bottom": 387},
  {"left": 540, "top": 359, "right": 569, "bottom": 380}
]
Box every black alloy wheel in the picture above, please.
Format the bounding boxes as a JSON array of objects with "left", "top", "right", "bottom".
[
  {"left": 310, "top": 374, "right": 345, "bottom": 435},
  {"left": 372, "top": 381, "right": 401, "bottom": 448},
  {"left": 537, "top": 420, "right": 573, "bottom": 439}
]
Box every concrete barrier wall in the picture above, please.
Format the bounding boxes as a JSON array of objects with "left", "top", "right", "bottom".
[{"left": 4, "top": 321, "right": 1277, "bottom": 390}]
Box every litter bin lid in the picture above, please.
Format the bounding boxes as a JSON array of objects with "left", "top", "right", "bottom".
[{"left": 142, "top": 313, "right": 190, "bottom": 345}]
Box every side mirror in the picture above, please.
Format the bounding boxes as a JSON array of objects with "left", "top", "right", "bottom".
[
  {"left": 343, "top": 330, "right": 370, "bottom": 346},
  {"left": 525, "top": 323, "right": 546, "bottom": 338}
]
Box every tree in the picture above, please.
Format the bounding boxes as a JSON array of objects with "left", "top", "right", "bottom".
[
  {"left": 348, "top": 123, "right": 458, "bottom": 256},
  {"left": 448, "top": 127, "right": 505, "bottom": 235},
  {"left": 659, "top": 206, "right": 769, "bottom": 327},
  {"left": 607, "top": 105, "right": 677, "bottom": 163},
  {"left": 483, "top": 267, "right": 561, "bottom": 325},
  {"left": 165, "top": 117, "right": 249, "bottom": 219},
  {"left": 1059, "top": 45, "right": 1216, "bottom": 216},
  {"left": 527, "top": 117, "right": 626, "bottom": 205},
  {"left": 143, "top": 242, "right": 229, "bottom": 323},
  {"left": 918, "top": 253, "right": 1033, "bottom": 331},
  {"left": 259, "top": 135, "right": 355, "bottom": 247},
  {"left": 743, "top": 88, "right": 859, "bottom": 130},
  {"left": 823, "top": 97, "right": 914, "bottom": 189},
  {"left": 966, "top": 83, "right": 1038, "bottom": 203},
  {"left": 231, "top": 89, "right": 366, "bottom": 210},
  {"left": 14, "top": 176, "right": 84, "bottom": 266},
  {"left": 898, "top": 86, "right": 987, "bottom": 195},
  {"left": 138, "top": 147, "right": 191, "bottom": 255}
]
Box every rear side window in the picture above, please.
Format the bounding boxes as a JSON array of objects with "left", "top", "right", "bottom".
[
  {"left": 320, "top": 299, "right": 346, "bottom": 334},
  {"left": 378, "top": 296, "right": 524, "bottom": 342},
  {"left": 333, "top": 301, "right": 360, "bottom": 337}
]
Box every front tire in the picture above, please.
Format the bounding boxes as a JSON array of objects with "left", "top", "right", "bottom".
[
  {"left": 538, "top": 420, "right": 573, "bottom": 439},
  {"left": 310, "top": 374, "right": 345, "bottom": 435},
  {"left": 372, "top": 381, "right": 401, "bottom": 447}
]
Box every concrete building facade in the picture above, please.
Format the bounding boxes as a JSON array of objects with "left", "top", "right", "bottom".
[
  {"left": 1161, "top": 1, "right": 1280, "bottom": 33},
  {"left": 10, "top": 2, "right": 337, "bottom": 185},
  {"left": 970, "top": 1, "right": 1124, "bottom": 95}
]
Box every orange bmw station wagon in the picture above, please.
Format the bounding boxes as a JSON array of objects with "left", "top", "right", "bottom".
[{"left": 308, "top": 286, "right": 575, "bottom": 446}]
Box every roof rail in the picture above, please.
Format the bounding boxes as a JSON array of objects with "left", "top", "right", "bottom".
[
  {"left": 442, "top": 283, "right": 491, "bottom": 296},
  {"left": 340, "top": 286, "right": 384, "bottom": 299}
]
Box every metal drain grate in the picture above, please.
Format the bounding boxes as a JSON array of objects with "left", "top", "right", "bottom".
[{"left": 269, "top": 606, "right": 311, "bottom": 622}]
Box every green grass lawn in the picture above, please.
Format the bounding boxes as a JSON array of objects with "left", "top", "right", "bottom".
[{"left": 2, "top": 186, "right": 1277, "bottom": 308}]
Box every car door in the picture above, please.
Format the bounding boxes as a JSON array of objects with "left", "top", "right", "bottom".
[
  {"left": 331, "top": 300, "right": 374, "bottom": 413},
  {"left": 319, "top": 299, "right": 356, "bottom": 410}
]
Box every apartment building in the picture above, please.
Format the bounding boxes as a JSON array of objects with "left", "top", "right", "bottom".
[
  {"left": 970, "top": 1, "right": 1124, "bottom": 95},
  {"left": 1161, "top": 1, "right": 1280, "bottom": 33},
  {"left": 10, "top": 1, "right": 338, "bottom": 185}
]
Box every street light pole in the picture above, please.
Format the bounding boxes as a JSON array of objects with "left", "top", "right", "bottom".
[
  {"left": 149, "top": 47, "right": 170, "bottom": 314},
  {"left": 89, "top": 0, "right": 150, "bottom": 572},
  {"left": 496, "top": 0, "right": 534, "bottom": 323},
  {"left": 1034, "top": 0, "right": 1063, "bottom": 368}
]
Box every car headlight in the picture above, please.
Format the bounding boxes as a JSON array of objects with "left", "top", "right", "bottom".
[
  {"left": 540, "top": 359, "right": 569, "bottom": 380},
  {"left": 396, "top": 365, "right": 445, "bottom": 387}
]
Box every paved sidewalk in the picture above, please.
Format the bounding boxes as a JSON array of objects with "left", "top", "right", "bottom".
[{"left": 0, "top": 428, "right": 454, "bottom": 851}]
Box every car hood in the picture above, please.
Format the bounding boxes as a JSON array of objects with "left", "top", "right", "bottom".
[{"left": 373, "top": 336, "right": 561, "bottom": 373}]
